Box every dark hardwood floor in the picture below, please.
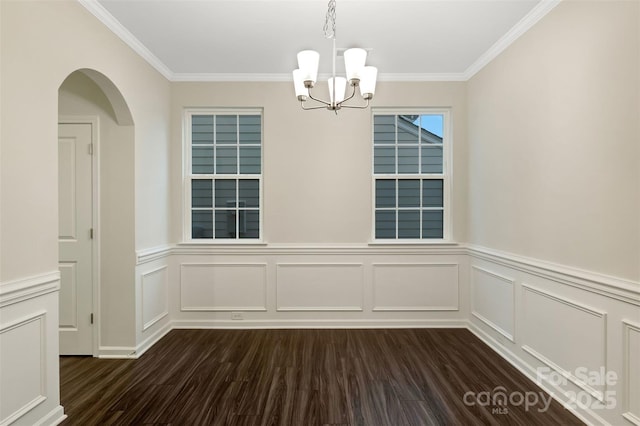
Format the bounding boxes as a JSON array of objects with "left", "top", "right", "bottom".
[{"left": 60, "top": 328, "right": 583, "bottom": 425}]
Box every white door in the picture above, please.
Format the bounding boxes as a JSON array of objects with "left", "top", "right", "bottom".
[{"left": 58, "top": 123, "right": 94, "bottom": 355}]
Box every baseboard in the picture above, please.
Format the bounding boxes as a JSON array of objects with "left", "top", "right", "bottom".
[
  {"left": 34, "top": 405, "right": 66, "bottom": 426},
  {"left": 171, "top": 318, "right": 469, "bottom": 329},
  {"left": 97, "top": 346, "right": 137, "bottom": 359},
  {"left": 135, "top": 321, "right": 173, "bottom": 358},
  {"left": 467, "top": 322, "right": 608, "bottom": 426}
]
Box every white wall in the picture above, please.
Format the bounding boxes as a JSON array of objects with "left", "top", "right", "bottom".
[
  {"left": 467, "top": 0, "right": 640, "bottom": 282},
  {"left": 170, "top": 81, "right": 468, "bottom": 244},
  {"left": 1, "top": 0, "right": 171, "bottom": 282},
  {"left": 467, "top": 2, "right": 640, "bottom": 425},
  {"left": 0, "top": 1, "right": 171, "bottom": 423}
]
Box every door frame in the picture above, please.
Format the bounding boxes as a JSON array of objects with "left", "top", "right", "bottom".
[{"left": 58, "top": 115, "right": 100, "bottom": 357}]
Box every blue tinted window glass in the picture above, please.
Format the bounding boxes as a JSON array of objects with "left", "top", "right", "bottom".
[
  {"left": 215, "top": 180, "right": 237, "bottom": 208},
  {"left": 216, "top": 115, "right": 237, "bottom": 144},
  {"left": 398, "top": 180, "right": 420, "bottom": 207},
  {"left": 192, "top": 210, "right": 213, "bottom": 239},
  {"left": 215, "top": 210, "right": 236, "bottom": 239},
  {"left": 239, "top": 179, "right": 259, "bottom": 208},
  {"left": 192, "top": 180, "right": 212, "bottom": 208},
  {"left": 398, "top": 210, "right": 420, "bottom": 239},
  {"left": 376, "top": 180, "right": 396, "bottom": 208},
  {"left": 375, "top": 210, "right": 396, "bottom": 239},
  {"left": 422, "top": 210, "right": 444, "bottom": 238},
  {"left": 422, "top": 180, "right": 443, "bottom": 207}
]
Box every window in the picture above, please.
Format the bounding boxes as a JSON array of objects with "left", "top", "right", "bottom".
[
  {"left": 185, "top": 110, "right": 262, "bottom": 241},
  {"left": 372, "top": 110, "right": 449, "bottom": 240}
]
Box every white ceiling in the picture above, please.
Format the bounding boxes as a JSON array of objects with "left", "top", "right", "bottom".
[{"left": 84, "top": 0, "right": 558, "bottom": 81}]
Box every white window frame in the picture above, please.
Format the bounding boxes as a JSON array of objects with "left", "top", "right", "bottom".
[
  {"left": 371, "top": 108, "right": 452, "bottom": 243},
  {"left": 183, "top": 108, "right": 264, "bottom": 243}
]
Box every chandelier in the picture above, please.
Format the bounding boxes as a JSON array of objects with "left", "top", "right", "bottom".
[{"left": 292, "top": 0, "right": 378, "bottom": 112}]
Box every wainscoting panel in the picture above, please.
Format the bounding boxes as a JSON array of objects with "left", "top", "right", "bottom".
[
  {"left": 181, "top": 263, "right": 267, "bottom": 311},
  {"left": 276, "top": 263, "right": 364, "bottom": 311},
  {"left": 471, "top": 266, "right": 515, "bottom": 341},
  {"left": 141, "top": 266, "right": 168, "bottom": 331},
  {"left": 623, "top": 320, "right": 640, "bottom": 425},
  {"left": 468, "top": 246, "right": 640, "bottom": 426},
  {"left": 0, "top": 274, "right": 64, "bottom": 426},
  {"left": 132, "top": 244, "right": 640, "bottom": 425},
  {"left": 0, "top": 312, "right": 46, "bottom": 425},
  {"left": 522, "top": 284, "right": 607, "bottom": 401},
  {"left": 372, "top": 263, "right": 459, "bottom": 311}
]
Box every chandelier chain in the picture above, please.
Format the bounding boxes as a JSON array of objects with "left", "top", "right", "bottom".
[{"left": 323, "top": 0, "right": 337, "bottom": 39}]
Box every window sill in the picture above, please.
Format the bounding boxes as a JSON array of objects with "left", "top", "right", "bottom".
[
  {"left": 368, "top": 240, "right": 458, "bottom": 246},
  {"left": 179, "top": 240, "right": 268, "bottom": 246}
]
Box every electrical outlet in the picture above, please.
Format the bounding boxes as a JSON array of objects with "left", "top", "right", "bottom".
[{"left": 231, "top": 312, "right": 243, "bottom": 320}]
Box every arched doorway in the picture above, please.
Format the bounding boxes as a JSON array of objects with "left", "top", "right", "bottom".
[{"left": 57, "top": 69, "right": 134, "bottom": 355}]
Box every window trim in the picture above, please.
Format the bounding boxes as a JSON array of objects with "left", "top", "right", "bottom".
[
  {"left": 183, "top": 108, "right": 264, "bottom": 243},
  {"left": 370, "top": 108, "right": 452, "bottom": 243}
]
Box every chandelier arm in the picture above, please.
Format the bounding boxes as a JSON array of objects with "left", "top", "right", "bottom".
[
  {"left": 336, "top": 83, "right": 358, "bottom": 106},
  {"left": 301, "top": 102, "right": 329, "bottom": 110},
  {"left": 306, "top": 89, "right": 332, "bottom": 107},
  {"left": 337, "top": 98, "right": 371, "bottom": 110},
  {"left": 300, "top": 104, "right": 327, "bottom": 111}
]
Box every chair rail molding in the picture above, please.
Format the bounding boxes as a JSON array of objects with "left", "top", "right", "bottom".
[
  {"left": 466, "top": 244, "right": 640, "bottom": 305},
  {"left": 0, "top": 271, "right": 61, "bottom": 308}
]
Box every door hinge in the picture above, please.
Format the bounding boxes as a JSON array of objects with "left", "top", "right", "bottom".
[
  {"left": 88, "top": 143, "right": 94, "bottom": 155},
  {"left": 90, "top": 313, "right": 94, "bottom": 324},
  {"left": 90, "top": 228, "right": 94, "bottom": 239}
]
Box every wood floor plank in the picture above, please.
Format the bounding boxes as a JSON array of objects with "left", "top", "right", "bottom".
[{"left": 60, "top": 329, "right": 584, "bottom": 425}]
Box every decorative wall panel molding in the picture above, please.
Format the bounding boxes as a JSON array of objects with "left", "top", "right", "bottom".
[
  {"left": 623, "top": 320, "right": 640, "bottom": 425},
  {"left": 372, "top": 263, "right": 459, "bottom": 311},
  {"left": 141, "top": 266, "right": 169, "bottom": 331},
  {"left": 0, "top": 312, "right": 46, "bottom": 425},
  {"left": 471, "top": 266, "right": 515, "bottom": 341},
  {"left": 276, "top": 263, "right": 364, "bottom": 311},
  {"left": 522, "top": 284, "right": 608, "bottom": 402},
  {"left": 180, "top": 263, "right": 267, "bottom": 311}
]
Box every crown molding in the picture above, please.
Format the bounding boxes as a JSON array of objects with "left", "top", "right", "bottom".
[
  {"left": 377, "top": 73, "right": 467, "bottom": 82},
  {"left": 463, "top": 0, "right": 561, "bottom": 80},
  {"left": 77, "top": 0, "right": 174, "bottom": 80}
]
